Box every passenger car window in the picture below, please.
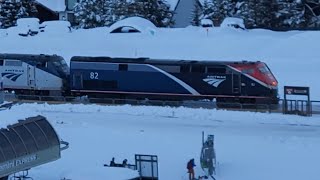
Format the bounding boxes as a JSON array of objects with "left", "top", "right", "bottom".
[{"left": 0, "top": 60, "right": 3, "bottom": 66}]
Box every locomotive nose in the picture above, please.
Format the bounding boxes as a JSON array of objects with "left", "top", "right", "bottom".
[{"left": 229, "top": 61, "right": 278, "bottom": 89}]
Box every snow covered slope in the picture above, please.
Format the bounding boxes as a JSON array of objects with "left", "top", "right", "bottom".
[{"left": 0, "top": 103, "right": 319, "bottom": 180}]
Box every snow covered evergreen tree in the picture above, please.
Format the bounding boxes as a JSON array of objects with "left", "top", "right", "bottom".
[
  {"left": 0, "top": 0, "right": 14, "bottom": 28},
  {"left": 113, "top": 0, "right": 133, "bottom": 21},
  {"left": 191, "top": 1, "right": 202, "bottom": 26},
  {"left": 128, "top": 0, "right": 174, "bottom": 27},
  {"left": 200, "top": 0, "right": 236, "bottom": 26},
  {"left": 234, "top": 0, "right": 255, "bottom": 28},
  {"left": 274, "top": 0, "right": 306, "bottom": 29},
  {"left": 74, "top": 0, "right": 174, "bottom": 28},
  {"left": 197, "top": 0, "right": 319, "bottom": 29},
  {"left": 220, "top": 0, "right": 236, "bottom": 18},
  {"left": 18, "top": 0, "right": 37, "bottom": 19},
  {"left": 258, "top": 0, "right": 275, "bottom": 28},
  {"left": 304, "top": 0, "right": 320, "bottom": 28},
  {"left": 0, "top": 0, "right": 37, "bottom": 28},
  {"left": 74, "top": 0, "right": 115, "bottom": 29},
  {"left": 234, "top": 0, "right": 275, "bottom": 29},
  {"left": 200, "top": 0, "right": 218, "bottom": 26}
]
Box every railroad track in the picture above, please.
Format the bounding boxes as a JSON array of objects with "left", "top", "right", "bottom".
[{"left": 3, "top": 93, "right": 320, "bottom": 115}]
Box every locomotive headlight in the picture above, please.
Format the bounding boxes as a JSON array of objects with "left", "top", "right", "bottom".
[{"left": 272, "top": 81, "right": 277, "bottom": 86}]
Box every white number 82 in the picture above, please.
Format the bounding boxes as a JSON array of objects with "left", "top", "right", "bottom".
[{"left": 90, "top": 72, "right": 99, "bottom": 79}]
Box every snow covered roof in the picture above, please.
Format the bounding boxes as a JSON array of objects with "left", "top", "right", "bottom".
[
  {"left": 36, "top": 0, "right": 66, "bottom": 12},
  {"left": 108, "top": 16, "right": 157, "bottom": 34},
  {"left": 201, "top": 19, "right": 213, "bottom": 27}
]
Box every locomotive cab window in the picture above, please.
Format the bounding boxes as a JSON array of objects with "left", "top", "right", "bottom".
[
  {"left": 5, "top": 60, "right": 22, "bottom": 66},
  {"left": 258, "top": 67, "right": 269, "bottom": 73},
  {"left": 36, "top": 61, "right": 47, "bottom": 68},
  {"left": 242, "top": 69, "right": 254, "bottom": 74},
  {"left": 0, "top": 59, "right": 3, "bottom": 66},
  {"left": 119, "top": 64, "right": 128, "bottom": 71},
  {"left": 207, "top": 67, "right": 226, "bottom": 73},
  {"left": 180, "top": 65, "right": 191, "bottom": 73},
  {"left": 156, "top": 65, "right": 180, "bottom": 73},
  {"left": 191, "top": 65, "right": 205, "bottom": 73}
]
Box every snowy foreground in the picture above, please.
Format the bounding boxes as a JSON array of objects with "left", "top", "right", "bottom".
[
  {"left": 0, "top": 26, "right": 319, "bottom": 100},
  {"left": 1, "top": 103, "right": 319, "bottom": 180}
]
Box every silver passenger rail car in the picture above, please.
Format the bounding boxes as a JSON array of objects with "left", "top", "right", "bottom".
[{"left": 0, "top": 53, "right": 69, "bottom": 96}]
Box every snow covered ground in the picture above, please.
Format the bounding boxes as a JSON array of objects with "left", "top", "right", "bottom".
[
  {"left": 0, "top": 25, "right": 319, "bottom": 100},
  {"left": 0, "top": 103, "right": 319, "bottom": 180},
  {"left": 0, "top": 21, "right": 320, "bottom": 180}
]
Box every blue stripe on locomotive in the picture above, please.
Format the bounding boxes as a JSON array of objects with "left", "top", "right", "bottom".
[{"left": 70, "top": 62, "right": 192, "bottom": 94}]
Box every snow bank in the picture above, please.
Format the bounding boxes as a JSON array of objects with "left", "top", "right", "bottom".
[
  {"left": 2, "top": 103, "right": 319, "bottom": 128},
  {"left": 40, "top": 20, "right": 72, "bottom": 34}
]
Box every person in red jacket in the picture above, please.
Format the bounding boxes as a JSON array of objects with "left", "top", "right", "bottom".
[{"left": 187, "top": 158, "right": 196, "bottom": 180}]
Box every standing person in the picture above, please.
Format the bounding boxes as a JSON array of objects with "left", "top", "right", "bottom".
[
  {"left": 0, "top": 78, "right": 3, "bottom": 104},
  {"left": 187, "top": 158, "right": 196, "bottom": 180},
  {"left": 110, "top": 157, "right": 116, "bottom": 167},
  {"left": 122, "top": 159, "right": 128, "bottom": 167}
]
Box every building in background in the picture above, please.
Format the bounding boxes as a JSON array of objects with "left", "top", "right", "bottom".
[
  {"left": 35, "top": 0, "right": 79, "bottom": 24},
  {"left": 173, "top": 0, "right": 198, "bottom": 28}
]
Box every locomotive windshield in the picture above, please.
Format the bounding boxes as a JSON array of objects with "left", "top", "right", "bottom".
[
  {"left": 229, "top": 61, "right": 278, "bottom": 88},
  {"left": 257, "top": 62, "right": 278, "bottom": 87},
  {"left": 258, "top": 66, "right": 268, "bottom": 73}
]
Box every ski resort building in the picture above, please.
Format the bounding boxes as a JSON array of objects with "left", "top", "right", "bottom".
[{"left": 35, "top": 0, "right": 78, "bottom": 24}]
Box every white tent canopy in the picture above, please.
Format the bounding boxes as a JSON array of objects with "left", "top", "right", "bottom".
[{"left": 108, "top": 17, "right": 157, "bottom": 34}]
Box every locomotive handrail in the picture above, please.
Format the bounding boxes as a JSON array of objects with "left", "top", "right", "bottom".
[
  {"left": 60, "top": 140, "right": 69, "bottom": 151},
  {"left": 4, "top": 93, "right": 320, "bottom": 115}
]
